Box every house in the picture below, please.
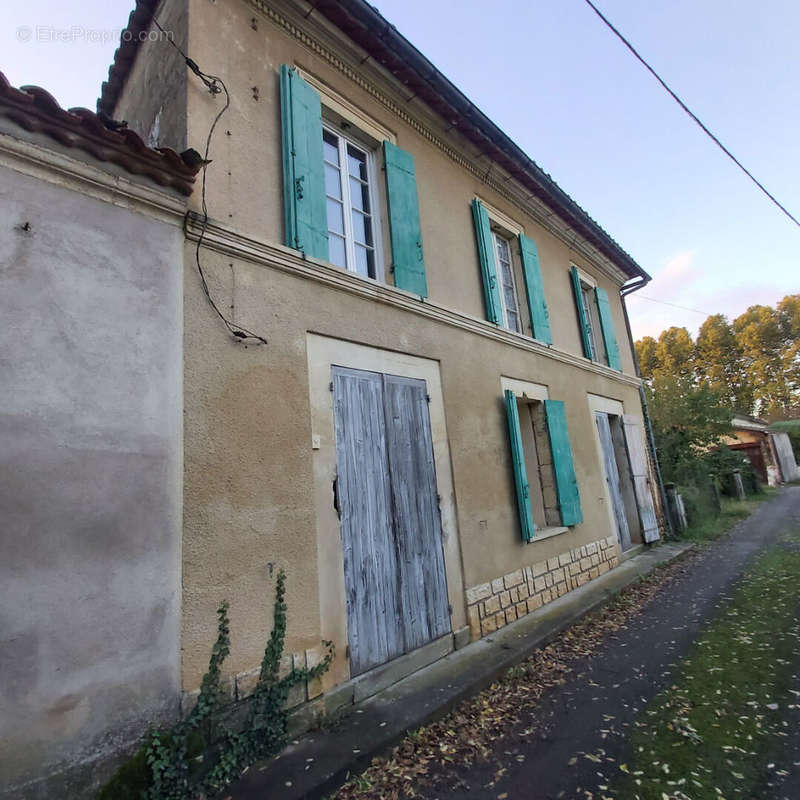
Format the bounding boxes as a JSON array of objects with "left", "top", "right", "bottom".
[
  {"left": 2, "top": 0, "right": 666, "bottom": 795},
  {"left": 722, "top": 413, "right": 799, "bottom": 485},
  {"left": 0, "top": 73, "right": 198, "bottom": 797}
]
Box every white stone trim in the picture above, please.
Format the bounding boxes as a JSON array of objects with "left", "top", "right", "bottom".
[
  {"left": 476, "top": 194, "right": 524, "bottom": 237},
  {"left": 587, "top": 393, "right": 625, "bottom": 416},
  {"left": 500, "top": 376, "right": 549, "bottom": 402}
]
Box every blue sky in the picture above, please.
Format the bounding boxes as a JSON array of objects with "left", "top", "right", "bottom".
[{"left": 2, "top": 0, "right": 797, "bottom": 340}]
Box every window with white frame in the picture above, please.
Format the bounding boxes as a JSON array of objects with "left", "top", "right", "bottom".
[
  {"left": 492, "top": 230, "right": 522, "bottom": 333},
  {"left": 323, "top": 126, "right": 380, "bottom": 279},
  {"left": 577, "top": 272, "right": 609, "bottom": 366}
]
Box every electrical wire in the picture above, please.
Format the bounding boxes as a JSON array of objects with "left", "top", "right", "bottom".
[
  {"left": 626, "top": 294, "right": 712, "bottom": 317},
  {"left": 153, "top": 16, "right": 268, "bottom": 344},
  {"left": 582, "top": 0, "right": 800, "bottom": 230}
]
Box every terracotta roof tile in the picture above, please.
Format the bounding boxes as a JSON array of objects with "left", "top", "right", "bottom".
[{"left": 1, "top": 70, "right": 199, "bottom": 195}]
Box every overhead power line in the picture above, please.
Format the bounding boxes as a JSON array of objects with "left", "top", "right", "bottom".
[
  {"left": 582, "top": 0, "right": 800, "bottom": 230},
  {"left": 626, "top": 294, "right": 713, "bottom": 317}
]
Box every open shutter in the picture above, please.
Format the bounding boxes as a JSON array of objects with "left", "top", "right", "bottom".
[
  {"left": 472, "top": 199, "right": 503, "bottom": 325},
  {"left": 518, "top": 234, "right": 552, "bottom": 344},
  {"left": 595, "top": 287, "right": 622, "bottom": 370},
  {"left": 279, "top": 65, "right": 328, "bottom": 260},
  {"left": 622, "top": 414, "right": 660, "bottom": 543},
  {"left": 504, "top": 390, "right": 535, "bottom": 542},
  {"left": 544, "top": 400, "right": 583, "bottom": 526},
  {"left": 383, "top": 141, "right": 427, "bottom": 297},
  {"left": 570, "top": 266, "right": 594, "bottom": 359}
]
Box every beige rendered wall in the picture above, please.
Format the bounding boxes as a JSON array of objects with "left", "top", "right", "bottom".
[{"left": 178, "top": 0, "right": 647, "bottom": 693}]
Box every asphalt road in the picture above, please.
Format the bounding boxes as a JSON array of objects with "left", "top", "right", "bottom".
[{"left": 426, "top": 486, "right": 800, "bottom": 800}]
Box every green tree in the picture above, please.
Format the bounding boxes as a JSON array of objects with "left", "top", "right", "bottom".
[
  {"left": 655, "top": 327, "right": 695, "bottom": 380},
  {"left": 635, "top": 335, "right": 659, "bottom": 380},
  {"left": 645, "top": 374, "right": 733, "bottom": 484},
  {"left": 695, "top": 313, "right": 754, "bottom": 413},
  {"left": 733, "top": 304, "right": 792, "bottom": 416}
]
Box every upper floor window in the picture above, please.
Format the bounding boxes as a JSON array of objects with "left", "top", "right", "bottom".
[
  {"left": 570, "top": 265, "right": 622, "bottom": 371},
  {"left": 323, "top": 127, "right": 379, "bottom": 279},
  {"left": 492, "top": 231, "right": 522, "bottom": 333}
]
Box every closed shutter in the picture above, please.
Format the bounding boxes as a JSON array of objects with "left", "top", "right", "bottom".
[
  {"left": 544, "top": 399, "right": 583, "bottom": 526},
  {"left": 504, "top": 390, "right": 536, "bottom": 542},
  {"left": 570, "top": 266, "right": 594, "bottom": 359},
  {"left": 383, "top": 141, "right": 428, "bottom": 297},
  {"left": 472, "top": 199, "right": 503, "bottom": 325},
  {"left": 622, "top": 414, "right": 660, "bottom": 543},
  {"left": 595, "top": 287, "right": 622, "bottom": 371},
  {"left": 279, "top": 65, "right": 328, "bottom": 260},
  {"left": 518, "top": 234, "right": 552, "bottom": 344}
]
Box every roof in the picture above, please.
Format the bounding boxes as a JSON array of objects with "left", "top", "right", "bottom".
[
  {"left": 98, "top": 0, "right": 649, "bottom": 279},
  {"left": 0, "top": 70, "right": 200, "bottom": 195}
]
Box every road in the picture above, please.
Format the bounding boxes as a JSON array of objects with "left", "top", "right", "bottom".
[{"left": 428, "top": 486, "right": 800, "bottom": 800}]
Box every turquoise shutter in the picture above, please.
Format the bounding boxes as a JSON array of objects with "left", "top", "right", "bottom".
[
  {"left": 544, "top": 399, "right": 583, "bottom": 526},
  {"left": 570, "top": 266, "right": 594, "bottom": 359},
  {"left": 504, "top": 390, "right": 535, "bottom": 542},
  {"left": 279, "top": 65, "right": 328, "bottom": 260},
  {"left": 595, "top": 287, "right": 622, "bottom": 370},
  {"left": 471, "top": 199, "right": 503, "bottom": 325},
  {"left": 518, "top": 234, "right": 552, "bottom": 344},
  {"left": 383, "top": 141, "right": 427, "bottom": 297}
]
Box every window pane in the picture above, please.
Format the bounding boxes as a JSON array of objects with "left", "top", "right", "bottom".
[
  {"left": 347, "top": 145, "right": 368, "bottom": 181},
  {"left": 328, "top": 233, "right": 346, "bottom": 268},
  {"left": 495, "top": 236, "right": 511, "bottom": 264},
  {"left": 354, "top": 244, "right": 374, "bottom": 278},
  {"left": 325, "top": 163, "right": 342, "bottom": 200},
  {"left": 349, "top": 176, "right": 371, "bottom": 213},
  {"left": 326, "top": 197, "right": 345, "bottom": 235},
  {"left": 323, "top": 131, "right": 339, "bottom": 165},
  {"left": 506, "top": 309, "right": 521, "bottom": 333},
  {"left": 351, "top": 210, "right": 373, "bottom": 247}
]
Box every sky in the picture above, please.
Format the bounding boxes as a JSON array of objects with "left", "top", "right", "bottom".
[{"left": 2, "top": 0, "right": 797, "bottom": 342}]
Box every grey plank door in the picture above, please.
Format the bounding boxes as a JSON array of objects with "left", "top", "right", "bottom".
[
  {"left": 332, "top": 367, "right": 450, "bottom": 677},
  {"left": 622, "top": 414, "right": 660, "bottom": 543},
  {"left": 333, "top": 367, "right": 403, "bottom": 675},
  {"left": 383, "top": 375, "right": 451, "bottom": 652},
  {"left": 595, "top": 412, "right": 632, "bottom": 551}
]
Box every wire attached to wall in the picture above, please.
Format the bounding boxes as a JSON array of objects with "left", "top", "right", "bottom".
[{"left": 153, "top": 16, "right": 268, "bottom": 344}]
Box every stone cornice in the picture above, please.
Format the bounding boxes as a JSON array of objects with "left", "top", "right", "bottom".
[
  {"left": 0, "top": 130, "right": 188, "bottom": 225},
  {"left": 185, "top": 212, "right": 642, "bottom": 389}
]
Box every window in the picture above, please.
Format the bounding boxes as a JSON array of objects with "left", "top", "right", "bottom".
[
  {"left": 570, "top": 265, "right": 621, "bottom": 370},
  {"left": 323, "top": 127, "right": 380, "bottom": 279},
  {"left": 579, "top": 278, "right": 608, "bottom": 365},
  {"left": 492, "top": 231, "right": 522, "bottom": 333}
]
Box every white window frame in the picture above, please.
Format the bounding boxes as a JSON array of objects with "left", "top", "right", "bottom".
[
  {"left": 322, "top": 123, "right": 384, "bottom": 281},
  {"left": 492, "top": 230, "right": 522, "bottom": 334}
]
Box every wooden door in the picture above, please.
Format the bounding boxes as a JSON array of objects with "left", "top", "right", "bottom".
[
  {"left": 332, "top": 367, "right": 450, "bottom": 677},
  {"left": 595, "top": 412, "right": 632, "bottom": 551},
  {"left": 622, "top": 414, "right": 660, "bottom": 543}
]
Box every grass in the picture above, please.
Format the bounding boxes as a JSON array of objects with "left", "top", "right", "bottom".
[
  {"left": 612, "top": 529, "right": 800, "bottom": 800},
  {"left": 678, "top": 489, "right": 775, "bottom": 543}
]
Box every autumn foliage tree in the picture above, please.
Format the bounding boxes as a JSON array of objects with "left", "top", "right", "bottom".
[{"left": 635, "top": 294, "right": 800, "bottom": 418}]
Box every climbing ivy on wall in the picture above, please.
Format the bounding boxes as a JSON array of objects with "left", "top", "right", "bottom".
[{"left": 98, "top": 570, "right": 333, "bottom": 800}]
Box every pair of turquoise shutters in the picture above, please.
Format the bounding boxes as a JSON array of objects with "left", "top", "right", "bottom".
[
  {"left": 569, "top": 266, "right": 622, "bottom": 371},
  {"left": 505, "top": 392, "right": 583, "bottom": 541},
  {"left": 471, "top": 199, "right": 552, "bottom": 343},
  {"left": 279, "top": 65, "right": 427, "bottom": 297}
]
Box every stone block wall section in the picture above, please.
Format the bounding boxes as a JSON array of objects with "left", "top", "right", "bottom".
[{"left": 465, "top": 536, "right": 621, "bottom": 640}]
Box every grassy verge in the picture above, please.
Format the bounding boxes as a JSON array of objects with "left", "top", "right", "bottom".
[
  {"left": 612, "top": 529, "right": 800, "bottom": 800},
  {"left": 679, "top": 489, "right": 775, "bottom": 543}
]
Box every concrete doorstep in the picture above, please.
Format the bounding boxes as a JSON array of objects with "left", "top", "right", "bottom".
[{"left": 227, "top": 541, "right": 693, "bottom": 800}]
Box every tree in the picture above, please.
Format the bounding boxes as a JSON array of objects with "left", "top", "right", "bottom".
[
  {"left": 733, "top": 304, "right": 792, "bottom": 416},
  {"left": 695, "top": 314, "right": 753, "bottom": 412},
  {"left": 635, "top": 335, "right": 659, "bottom": 380},
  {"left": 645, "top": 374, "right": 732, "bottom": 484},
  {"left": 655, "top": 327, "right": 695, "bottom": 380}
]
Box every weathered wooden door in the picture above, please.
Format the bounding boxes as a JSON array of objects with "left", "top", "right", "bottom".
[
  {"left": 622, "top": 414, "right": 660, "bottom": 543},
  {"left": 595, "top": 412, "right": 632, "bottom": 551},
  {"left": 332, "top": 367, "right": 450, "bottom": 677}
]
